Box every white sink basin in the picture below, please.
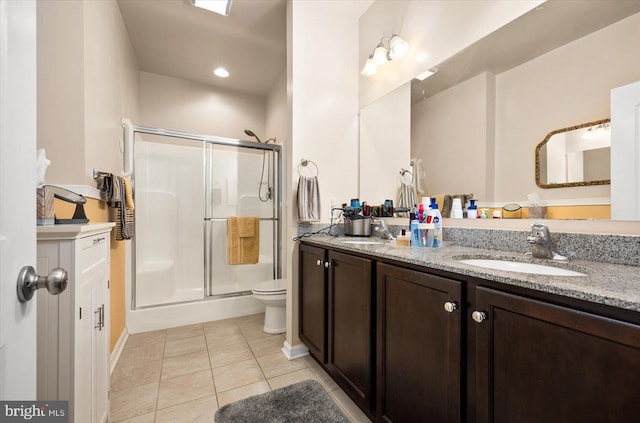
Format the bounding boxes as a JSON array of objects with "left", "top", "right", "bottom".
[
  {"left": 340, "top": 240, "right": 385, "bottom": 245},
  {"left": 458, "top": 259, "right": 586, "bottom": 276}
]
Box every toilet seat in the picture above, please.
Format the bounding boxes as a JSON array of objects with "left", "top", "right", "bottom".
[{"left": 252, "top": 278, "right": 287, "bottom": 295}]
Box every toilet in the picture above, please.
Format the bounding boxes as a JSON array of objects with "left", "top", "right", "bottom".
[{"left": 252, "top": 278, "right": 287, "bottom": 334}]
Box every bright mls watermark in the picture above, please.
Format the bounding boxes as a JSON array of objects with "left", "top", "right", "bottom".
[{"left": 0, "top": 402, "right": 68, "bottom": 422}]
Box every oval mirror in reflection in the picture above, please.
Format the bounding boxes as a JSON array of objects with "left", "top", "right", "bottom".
[{"left": 535, "top": 119, "right": 611, "bottom": 188}]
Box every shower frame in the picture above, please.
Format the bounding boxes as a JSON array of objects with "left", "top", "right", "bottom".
[{"left": 129, "top": 124, "right": 283, "bottom": 310}]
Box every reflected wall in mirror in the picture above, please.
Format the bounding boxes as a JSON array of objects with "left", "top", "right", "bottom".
[
  {"left": 536, "top": 119, "right": 611, "bottom": 188},
  {"left": 359, "top": 1, "right": 640, "bottom": 220}
]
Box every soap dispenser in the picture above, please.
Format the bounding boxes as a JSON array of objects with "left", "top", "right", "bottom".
[{"left": 467, "top": 199, "right": 478, "bottom": 219}]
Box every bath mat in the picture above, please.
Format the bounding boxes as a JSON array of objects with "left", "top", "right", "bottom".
[{"left": 214, "top": 379, "right": 349, "bottom": 423}]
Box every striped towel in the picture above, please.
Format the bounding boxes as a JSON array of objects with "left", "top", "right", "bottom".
[
  {"left": 98, "top": 174, "right": 134, "bottom": 240},
  {"left": 297, "top": 175, "right": 321, "bottom": 222}
]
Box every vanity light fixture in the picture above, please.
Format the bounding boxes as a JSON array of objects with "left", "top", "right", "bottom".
[
  {"left": 190, "top": 0, "right": 233, "bottom": 16},
  {"left": 361, "top": 33, "right": 409, "bottom": 76},
  {"left": 214, "top": 67, "right": 229, "bottom": 78}
]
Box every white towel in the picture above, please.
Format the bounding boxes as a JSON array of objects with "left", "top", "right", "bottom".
[{"left": 297, "top": 175, "right": 321, "bottom": 222}]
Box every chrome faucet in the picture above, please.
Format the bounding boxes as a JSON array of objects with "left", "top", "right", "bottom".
[
  {"left": 527, "top": 223, "right": 566, "bottom": 260},
  {"left": 373, "top": 219, "right": 395, "bottom": 240}
]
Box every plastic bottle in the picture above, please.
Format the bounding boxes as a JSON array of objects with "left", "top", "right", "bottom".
[
  {"left": 451, "top": 198, "right": 463, "bottom": 218},
  {"left": 467, "top": 199, "right": 478, "bottom": 219},
  {"left": 428, "top": 198, "right": 443, "bottom": 248},
  {"left": 410, "top": 211, "right": 420, "bottom": 248}
]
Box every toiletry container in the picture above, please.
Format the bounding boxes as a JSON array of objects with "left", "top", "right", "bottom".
[
  {"left": 451, "top": 198, "right": 463, "bottom": 218},
  {"left": 467, "top": 199, "right": 478, "bottom": 219},
  {"left": 410, "top": 212, "right": 420, "bottom": 248},
  {"left": 396, "top": 229, "right": 411, "bottom": 247},
  {"left": 428, "top": 198, "right": 443, "bottom": 248}
]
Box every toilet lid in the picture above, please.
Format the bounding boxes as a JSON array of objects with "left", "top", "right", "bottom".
[{"left": 252, "top": 278, "right": 287, "bottom": 294}]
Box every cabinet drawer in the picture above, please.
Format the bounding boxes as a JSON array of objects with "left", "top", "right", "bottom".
[{"left": 76, "top": 234, "right": 109, "bottom": 276}]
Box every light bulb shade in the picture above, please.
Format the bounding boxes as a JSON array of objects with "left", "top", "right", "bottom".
[
  {"left": 372, "top": 44, "right": 389, "bottom": 66},
  {"left": 389, "top": 35, "right": 409, "bottom": 59},
  {"left": 361, "top": 58, "right": 377, "bottom": 76}
]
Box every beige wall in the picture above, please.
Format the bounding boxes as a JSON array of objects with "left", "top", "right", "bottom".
[
  {"left": 38, "top": 0, "right": 139, "bottom": 186},
  {"left": 359, "top": 0, "right": 543, "bottom": 108},
  {"left": 286, "top": 0, "right": 365, "bottom": 349},
  {"left": 83, "top": 0, "right": 140, "bottom": 186},
  {"left": 138, "top": 72, "right": 265, "bottom": 140},
  {"left": 37, "top": 0, "right": 86, "bottom": 185},
  {"left": 411, "top": 11, "right": 640, "bottom": 206},
  {"left": 37, "top": 0, "right": 139, "bottom": 352},
  {"left": 412, "top": 72, "right": 495, "bottom": 201}
]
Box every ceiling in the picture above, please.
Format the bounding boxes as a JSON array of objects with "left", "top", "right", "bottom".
[
  {"left": 411, "top": 0, "right": 640, "bottom": 104},
  {"left": 117, "top": 0, "right": 287, "bottom": 97}
]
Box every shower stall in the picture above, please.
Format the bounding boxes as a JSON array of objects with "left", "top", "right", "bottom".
[{"left": 124, "top": 124, "right": 282, "bottom": 333}]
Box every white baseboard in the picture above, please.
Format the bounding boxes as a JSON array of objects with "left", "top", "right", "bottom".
[
  {"left": 110, "top": 327, "right": 129, "bottom": 375},
  {"left": 281, "top": 340, "right": 309, "bottom": 360}
]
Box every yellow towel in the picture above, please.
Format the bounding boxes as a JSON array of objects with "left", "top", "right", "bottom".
[
  {"left": 227, "top": 217, "right": 259, "bottom": 264},
  {"left": 123, "top": 176, "right": 135, "bottom": 210}
]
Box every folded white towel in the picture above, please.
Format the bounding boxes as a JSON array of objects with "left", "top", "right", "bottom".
[{"left": 297, "top": 175, "right": 321, "bottom": 222}]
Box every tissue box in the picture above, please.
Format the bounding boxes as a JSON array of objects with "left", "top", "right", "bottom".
[{"left": 37, "top": 187, "right": 55, "bottom": 225}]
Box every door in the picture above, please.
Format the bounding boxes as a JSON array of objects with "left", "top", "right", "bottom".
[
  {"left": 611, "top": 80, "right": 640, "bottom": 220},
  {"left": 327, "top": 250, "right": 374, "bottom": 415},
  {"left": 474, "top": 286, "right": 640, "bottom": 423},
  {"left": 0, "top": 0, "right": 38, "bottom": 399},
  {"left": 298, "top": 244, "right": 327, "bottom": 363},
  {"left": 377, "top": 263, "right": 462, "bottom": 423}
]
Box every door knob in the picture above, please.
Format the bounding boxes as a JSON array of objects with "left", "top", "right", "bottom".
[
  {"left": 17, "top": 266, "right": 68, "bottom": 302},
  {"left": 472, "top": 310, "right": 487, "bottom": 323},
  {"left": 443, "top": 301, "right": 458, "bottom": 313}
]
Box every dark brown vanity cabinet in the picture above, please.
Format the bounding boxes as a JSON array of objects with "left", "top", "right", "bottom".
[
  {"left": 327, "top": 250, "right": 375, "bottom": 415},
  {"left": 376, "top": 263, "right": 462, "bottom": 423},
  {"left": 299, "top": 244, "right": 328, "bottom": 363},
  {"left": 298, "top": 244, "right": 375, "bottom": 415},
  {"left": 299, "top": 242, "right": 640, "bottom": 423},
  {"left": 473, "top": 286, "right": 640, "bottom": 423}
]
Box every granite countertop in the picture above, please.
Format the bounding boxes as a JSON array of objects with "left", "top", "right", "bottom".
[{"left": 300, "top": 235, "right": 640, "bottom": 313}]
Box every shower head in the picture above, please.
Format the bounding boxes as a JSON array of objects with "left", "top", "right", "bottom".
[{"left": 244, "top": 129, "right": 263, "bottom": 143}]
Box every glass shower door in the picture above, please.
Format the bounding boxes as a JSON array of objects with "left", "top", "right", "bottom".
[
  {"left": 204, "top": 142, "right": 277, "bottom": 297},
  {"left": 134, "top": 133, "right": 205, "bottom": 308}
]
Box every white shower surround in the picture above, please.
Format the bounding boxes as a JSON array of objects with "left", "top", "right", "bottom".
[{"left": 127, "top": 138, "right": 277, "bottom": 332}]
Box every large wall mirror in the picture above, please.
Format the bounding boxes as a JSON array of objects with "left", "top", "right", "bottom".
[
  {"left": 359, "top": 1, "right": 640, "bottom": 221},
  {"left": 536, "top": 119, "right": 610, "bottom": 189}
]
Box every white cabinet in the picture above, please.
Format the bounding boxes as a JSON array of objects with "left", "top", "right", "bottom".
[{"left": 36, "top": 223, "right": 115, "bottom": 423}]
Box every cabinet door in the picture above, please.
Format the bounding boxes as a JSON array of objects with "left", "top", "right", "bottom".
[
  {"left": 74, "top": 279, "right": 95, "bottom": 423},
  {"left": 475, "top": 286, "right": 640, "bottom": 423},
  {"left": 299, "top": 244, "right": 327, "bottom": 363},
  {"left": 327, "top": 250, "right": 374, "bottom": 414},
  {"left": 377, "top": 263, "right": 462, "bottom": 423},
  {"left": 94, "top": 275, "right": 109, "bottom": 423}
]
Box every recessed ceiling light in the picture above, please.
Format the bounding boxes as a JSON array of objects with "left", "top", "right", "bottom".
[
  {"left": 214, "top": 67, "right": 229, "bottom": 78},
  {"left": 190, "top": 0, "right": 233, "bottom": 16}
]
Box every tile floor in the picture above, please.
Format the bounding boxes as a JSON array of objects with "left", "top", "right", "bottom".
[{"left": 110, "top": 313, "right": 371, "bottom": 422}]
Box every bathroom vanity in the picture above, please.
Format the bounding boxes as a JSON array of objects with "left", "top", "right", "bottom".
[
  {"left": 36, "top": 223, "right": 115, "bottom": 423},
  {"left": 298, "top": 236, "right": 640, "bottom": 423}
]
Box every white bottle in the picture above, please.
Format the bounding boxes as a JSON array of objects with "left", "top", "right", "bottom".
[
  {"left": 451, "top": 198, "right": 463, "bottom": 218},
  {"left": 428, "top": 198, "right": 443, "bottom": 248}
]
